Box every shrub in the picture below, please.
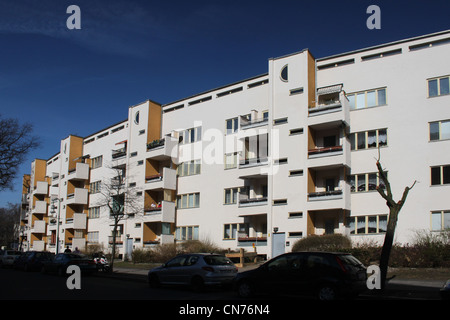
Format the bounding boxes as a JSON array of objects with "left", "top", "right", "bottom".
[
  {"left": 292, "top": 234, "right": 352, "bottom": 252},
  {"left": 180, "top": 239, "right": 224, "bottom": 254}
]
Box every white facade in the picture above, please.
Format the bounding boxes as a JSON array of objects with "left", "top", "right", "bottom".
[{"left": 20, "top": 30, "right": 450, "bottom": 259}]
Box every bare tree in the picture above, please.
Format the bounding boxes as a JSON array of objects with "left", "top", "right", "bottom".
[
  {"left": 94, "top": 163, "right": 142, "bottom": 271},
  {"left": 0, "top": 203, "right": 21, "bottom": 248},
  {"left": 0, "top": 114, "right": 40, "bottom": 191},
  {"left": 375, "top": 151, "right": 416, "bottom": 289}
]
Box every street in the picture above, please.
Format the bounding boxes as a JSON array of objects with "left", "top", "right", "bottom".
[{"left": 0, "top": 266, "right": 444, "bottom": 302}]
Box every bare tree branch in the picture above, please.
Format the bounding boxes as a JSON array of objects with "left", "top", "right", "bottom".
[{"left": 0, "top": 114, "right": 40, "bottom": 191}]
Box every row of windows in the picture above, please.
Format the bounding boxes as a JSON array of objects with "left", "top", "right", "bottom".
[
  {"left": 350, "top": 128, "right": 387, "bottom": 151},
  {"left": 87, "top": 208, "right": 449, "bottom": 244}
]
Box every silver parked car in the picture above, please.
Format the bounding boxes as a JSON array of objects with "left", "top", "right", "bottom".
[
  {"left": 148, "top": 253, "right": 238, "bottom": 291},
  {"left": 0, "top": 250, "right": 21, "bottom": 268}
]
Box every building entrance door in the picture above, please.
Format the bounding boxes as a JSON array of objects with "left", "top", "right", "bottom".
[{"left": 272, "top": 232, "right": 285, "bottom": 258}]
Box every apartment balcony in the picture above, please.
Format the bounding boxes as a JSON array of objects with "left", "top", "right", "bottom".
[
  {"left": 306, "top": 165, "right": 350, "bottom": 211},
  {"left": 66, "top": 188, "right": 88, "bottom": 205},
  {"left": 307, "top": 124, "right": 350, "bottom": 169},
  {"left": 308, "top": 84, "right": 349, "bottom": 127},
  {"left": 33, "top": 181, "right": 48, "bottom": 195},
  {"left": 67, "top": 162, "right": 89, "bottom": 181},
  {"left": 65, "top": 213, "right": 87, "bottom": 230},
  {"left": 32, "top": 220, "right": 46, "bottom": 234},
  {"left": 144, "top": 167, "right": 176, "bottom": 191},
  {"left": 33, "top": 200, "right": 47, "bottom": 214},
  {"left": 143, "top": 222, "right": 174, "bottom": 246},
  {"left": 237, "top": 213, "right": 268, "bottom": 247},
  {"left": 109, "top": 235, "right": 124, "bottom": 245},
  {"left": 143, "top": 200, "right": 175, "bottom": 223},
  {"left": 147, "top": 136, "right": 179, "bottom": 162}
]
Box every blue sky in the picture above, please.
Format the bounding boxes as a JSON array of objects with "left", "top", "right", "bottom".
[{"left": 0, "top": 0, "right": 449, "bottom": 207}]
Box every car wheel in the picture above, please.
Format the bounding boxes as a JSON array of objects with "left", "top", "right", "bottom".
[
  {"left": 237, "top": 280, "right": 254, "bottom": 298},
  {"left": 317, "top": 285, "right": 338, "bottom": 301},
  {"left": 148, "top": 274, "right": 160, "bottom": 288},
  {"left": 191, "top": 276, "right": 205, "bottom": 292}
]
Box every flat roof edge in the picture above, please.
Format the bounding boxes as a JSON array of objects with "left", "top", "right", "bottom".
[{"left": 317, "top": 29, "right": 450, "bottom": 62}]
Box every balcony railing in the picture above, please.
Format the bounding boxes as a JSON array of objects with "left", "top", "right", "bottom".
[
  {"left": 112, "top": 148, "right": 127, "bottom": 159},
  {"left": 239, "top": 197, "right": 268, "bottom": 207},
  {"left": 308, "top": 189, "right": 343, "bottom": 200},
  {"left": 239, "top": 157, "right": 268, "bottom": 167},
  {"left": 145, "top": 173, "right": 163, "bottom": 182},
  {"left": 240, "top": 116, "right": 268, "bottom": 129},
  {"left": 147, "top": 138, "right": 165, "bottom": 151},
  {"left": 308, "top": 145, "right": 343, "bottom": 157}
]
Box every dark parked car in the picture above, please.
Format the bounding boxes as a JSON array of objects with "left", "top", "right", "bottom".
[
  {"left": 41, "top": 253, "right": 97, "bottom": 276},
  {"left": 14, "top": 251, "right": 55, "bottom": 271},
  {"left": 148, "top": 253, "right": 238, "bottom": 291},
  {"left": 234, "top": 251, "right": 367, "bottom": 300}
]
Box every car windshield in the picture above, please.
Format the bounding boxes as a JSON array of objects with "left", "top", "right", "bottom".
[{"left": 203, "top": 255, "right": 233, "bottom": 266}]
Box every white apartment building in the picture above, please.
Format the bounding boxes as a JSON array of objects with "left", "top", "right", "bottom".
[{"left": 20, "top": 30, "right": 450, "bottom": 259}]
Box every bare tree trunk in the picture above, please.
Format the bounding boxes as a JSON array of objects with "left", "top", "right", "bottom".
[
  {"left": 375, "top": 155, "right": 416, "bottom": 290},
  {"left": 379, "top": 206, "right": 399, "bottom": 289}
]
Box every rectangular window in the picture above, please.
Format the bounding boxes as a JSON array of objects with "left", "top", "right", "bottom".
[
  {"left": 89, "top": 181, "right": 101, "bottom": 194},
  {"left": 430, "top": 120, "right": 450, "bottom": 141},
  {"left": 431, "top": 165, "right": 450, "bottom": 186},
  {"left": 91, "top": 155, "right": 103, "bottom": 169},
  {"left": 177, "top": 192, "right": 200, "bottom": 209},
  {"left": 180, "top": 126, "right": 202, "bottom": 144},
  {"left": 431, "top": 211, "right": 450, "bottom": 231},
  {"left": 223, "top": 223, "right": 248, "bottom": 239},
  {"left": 224, "top": 187, "right": 239, "bottom": 204},
  {"left": 87, "top": 231, "right": 99, "bottom": 243},
  {"left": 224, "top": 153, "right": 238, "bottom": 169},
  {"left": 349, "top": 215, "right": 388, "bottom": 235},
  {"left": 348, "top": 88, "right": 387, "bottom": 110},
  {"left": 88, "top": 206, "right": 100, "bottom": 218},
  {"left": 350, "top": 129, "right": 388, "bottom": 151},
  {"left": 350, "top": 172, "right": 387, "bottom": 193},
  {"left": 176, "top": 226, "right": 199, "bottom": 241},
  {"left": 178, "top": 160, "right": 201, "bottom": 176},
  {"left": 428, "top": 76, "right": 450, "bottom": 97},
  {"left": 226, "top": 118, "right": 239, "bottom": 134}
]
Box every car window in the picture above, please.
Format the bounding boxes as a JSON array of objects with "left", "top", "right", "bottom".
[
  {"left": 338, "top": 254, "right": 363, "bottom": 267},
  {"left": 185, "top": 255, "right": 199, "bottom": 266},
  {"left": 203, "top": 255, "right": 233, "bottom": 266},
  {"left": 166, "top": 256, "right": 187, "bottom": 267},
  {"left": 267, "top": 254, "right": 304, "bottom": 272},
  {"left": 306, "top": 254, "right": 331, "bottom": 270}
]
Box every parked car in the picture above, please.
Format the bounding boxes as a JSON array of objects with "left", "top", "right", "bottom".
[
  {"left": 0, "top": 250, "right": 22, "bottom": 268},
  {"left": 440, "top": 279, "right": 450, "bottom": 300},
  {"left": 14, "top": 251, "right": 55, "bottom": 271},
  {"left": 41, "top": 253, "right": 97, "bottom": 276},
  {"left": 234, "top": 251, "right": 367, "bottom": 300},
  {"left": 148, "top": 253, "right": 238, "bottom": 291}
]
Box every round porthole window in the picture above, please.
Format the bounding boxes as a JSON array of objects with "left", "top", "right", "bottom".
[
  {"left": 280, "top": 65, "right": 288, "bottom": 82},
  {"left": 134, "top": 111, "right": 140, "bottom": 125}
]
